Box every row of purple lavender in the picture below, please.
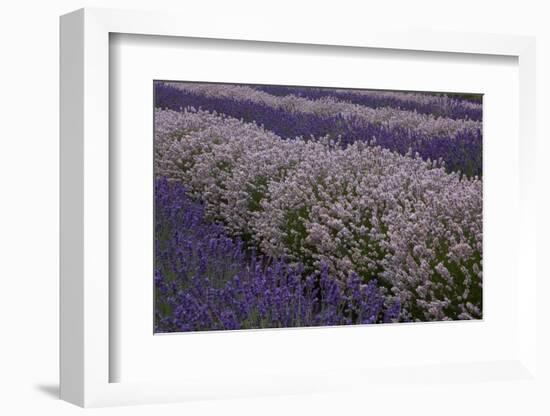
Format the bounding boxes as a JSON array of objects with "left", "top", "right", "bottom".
[{"left": 154, "top": 82, "right": 483, "bottom": 332}]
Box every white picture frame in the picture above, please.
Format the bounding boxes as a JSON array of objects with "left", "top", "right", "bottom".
[{"left": 60, "top": 7, "right": 540, "bottom": 408}]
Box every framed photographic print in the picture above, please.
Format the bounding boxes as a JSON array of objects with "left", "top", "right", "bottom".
[{"left": 60, "top": 7, "right": 542, "bottom": 410}]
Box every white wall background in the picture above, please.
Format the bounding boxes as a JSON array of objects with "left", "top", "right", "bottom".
[{"left": 0, "top": 1, "right": 548, "bottom": 415}]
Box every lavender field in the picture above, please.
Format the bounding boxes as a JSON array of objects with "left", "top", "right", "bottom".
[{"left": 154, "top": 81, "right": 483, "bottom": 333}]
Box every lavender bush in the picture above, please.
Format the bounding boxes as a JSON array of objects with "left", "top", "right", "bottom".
[{"left": 155, "top": 178, "right": 400, "bottom": 332}]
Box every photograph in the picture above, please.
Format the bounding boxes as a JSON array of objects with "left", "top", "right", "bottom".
[{"left": 153, "top": 81, "right": 483, "bottom": 333}]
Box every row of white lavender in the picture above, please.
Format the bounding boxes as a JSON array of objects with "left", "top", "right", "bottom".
[
  {"left": 164, "top": 82, "right": 482, "bottom": 140},
  {"left": 156, "top": 108, "right": 482, "bottom": 322}
]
